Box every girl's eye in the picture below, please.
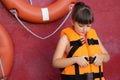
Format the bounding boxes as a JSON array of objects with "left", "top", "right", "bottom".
[
  {"left": 79, "top": 25, "right": 83, "bottom": 27},
  {"left": 87, "top": 25, "right": 90, "bottom": 27},
  {"left": 87, "top": 24, "right": 91, "bottom": 27}
]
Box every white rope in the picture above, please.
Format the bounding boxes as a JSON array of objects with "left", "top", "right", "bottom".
[
  {"left": 10, "top": 6, "right": 73, "bottom": 40},
  {"left": 29, "top": 0, "right": 32, "bottom": 5},
  {"left": 0, "top": 58, "right": 5, "bottom": 80}
]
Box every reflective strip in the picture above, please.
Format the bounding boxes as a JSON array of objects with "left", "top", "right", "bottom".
[{"left": 41, "top": 8, "right": 49, "bottom": 21}]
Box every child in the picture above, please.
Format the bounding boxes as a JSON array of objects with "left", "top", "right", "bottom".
[{"left": 52, "top": 2, "right": 110, "bottom": 80}]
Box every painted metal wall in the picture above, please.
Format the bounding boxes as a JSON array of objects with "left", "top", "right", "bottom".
[{"left": 0, "top": 0, "right": 120, "bottom": 80}]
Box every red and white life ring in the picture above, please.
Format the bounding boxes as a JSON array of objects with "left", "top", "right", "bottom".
[
  {"left": 0, "top": 24, "right": 14, "bottom": 79},
  {"left": 1, "top": 0, "right": 76, "bottom": 23}
]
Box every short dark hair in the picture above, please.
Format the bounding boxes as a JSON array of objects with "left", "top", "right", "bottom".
[{"left": 72, "top": 2, "right": 94, "bottom": 24}]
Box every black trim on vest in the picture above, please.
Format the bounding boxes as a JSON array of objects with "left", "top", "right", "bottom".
[
  {"left": 60, "top": 39, "right": 83, "bottom": 76},
  {"left": 61, "top": 72, "right": 103, "bottom": 80},
  {"left": 87, "top": 38, "right": 99, "bottom": 45},
  {"left": 74, "top": 63, "right": 79, "bottom": 80},
  {"left": 67, "top": 39, "right": 83, "bottom": 58}
]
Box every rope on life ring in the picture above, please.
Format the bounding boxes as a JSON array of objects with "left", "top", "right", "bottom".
[
  {"left": 0, "top": 24, "right": 14, "bottom": 80},
  {"left": 10, "top": 5, "right": 73, "bottom": 39},
  {"left": 1, "top": 0, "right": 76, "bottom": 23}
]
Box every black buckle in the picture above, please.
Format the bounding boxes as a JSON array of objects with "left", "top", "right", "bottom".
[
  {"left": 86, "top": 73, "right": 93, "bottom": 80},
  {"left": 84, "top": 56, "right": 96, "bottom": 64},
  {"left": 89, "top": 56, "right": 96, "bottom": 64}
]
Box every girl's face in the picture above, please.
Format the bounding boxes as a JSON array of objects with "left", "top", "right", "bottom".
[{"left": 72, "top": 21, "right": 91, "bottom": 36}]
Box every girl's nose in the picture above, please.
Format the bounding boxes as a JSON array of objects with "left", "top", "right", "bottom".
[
  {"left": 83, "top": 26, "right": 87, "bottom": 32},
  {"left": 83, "top": 28, "right": 85, "bottom": 31}
]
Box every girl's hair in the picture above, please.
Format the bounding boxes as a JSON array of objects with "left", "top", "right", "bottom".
[{"left": 72, "top": 2, "right": 94, "bottom": 24}]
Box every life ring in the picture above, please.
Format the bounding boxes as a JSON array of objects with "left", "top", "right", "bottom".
[
  {"left": 1, "top": 0, "right": 76, "bottom": 23},
  {"left": 0, "top": 24, "right": 14, "bottom": 79}
]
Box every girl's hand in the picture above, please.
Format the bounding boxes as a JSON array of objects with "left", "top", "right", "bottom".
[
  {"left": 75, "top": 56, "right": 89, "bottom": 67},
  {"left": 80, "top": 35, "right": 86, "bottom": 44},
  {"left": 93, "top": 54, "right": 104, "bottom": 66}
]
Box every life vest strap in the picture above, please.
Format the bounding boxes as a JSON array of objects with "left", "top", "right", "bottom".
[
  {"left": 87, "top": 38, "right": 99, "bottom": 45},
  {"left": 60, "top": 39, "right": 82, "bottom": 72},
  {"left": 74, "top": 63, "right": 79, "bottom": 80},
  {"left": 61, "top": 72, "right": 103, "bottom": 80},
  {"left": 67, "top": 39, "right": 83, "bottom": 58}
]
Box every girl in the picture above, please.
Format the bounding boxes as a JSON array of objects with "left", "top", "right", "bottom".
[{"left": 52, "top": 2, "right": 110, "bottom": 80}]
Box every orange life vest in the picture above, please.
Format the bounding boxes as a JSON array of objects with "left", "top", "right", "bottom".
[{"left": 60, "top": 27, "right": 105, "bottom": 80}]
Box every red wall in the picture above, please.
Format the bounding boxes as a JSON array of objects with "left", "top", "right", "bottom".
[{"left": 0, "top": 0, "right": 120, "bottom": 80}]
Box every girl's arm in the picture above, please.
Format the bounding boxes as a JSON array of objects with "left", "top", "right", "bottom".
[
  {"left": 98, "top": 38, "right": 110, "bottom": 62},
  {"left": 94, "top": 38, "right": 110, "bottom": 66},
  {"left": 52, "top": 35, "right": 77, "bottom": 68}
]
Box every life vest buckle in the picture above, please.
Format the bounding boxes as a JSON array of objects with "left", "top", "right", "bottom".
[
  {"left": 86, "top": 73, "right": 93, "bottom": 80},
  {"left": 84, "top": 56, "right": 96, "bottom": 64},
  {"left": 89, "top": 56, "right": 96, "bottom": 64}
]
